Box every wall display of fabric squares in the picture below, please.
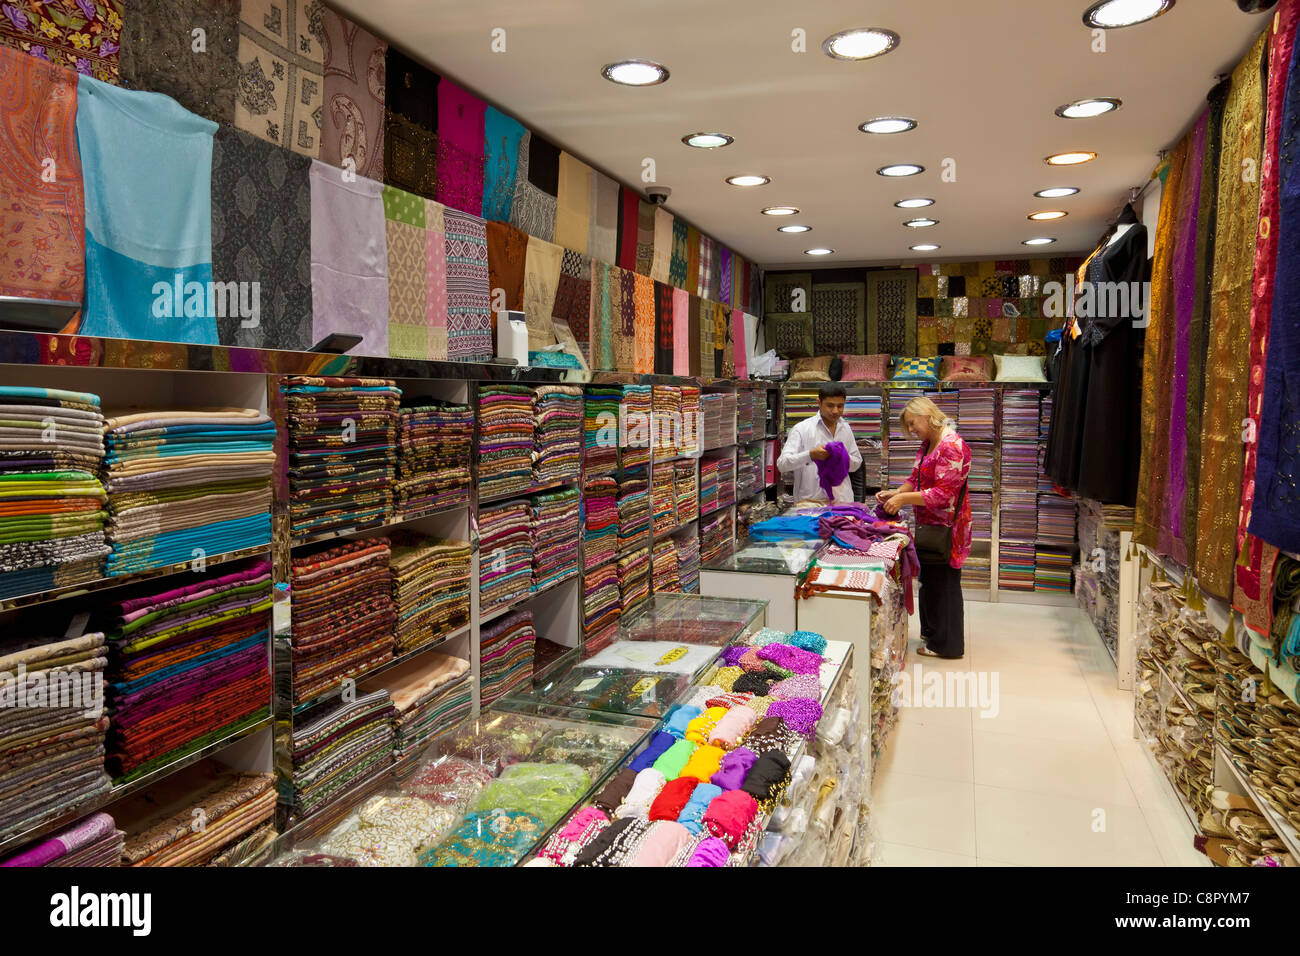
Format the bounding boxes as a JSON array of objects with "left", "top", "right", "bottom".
[
  {"left": 0, "top": 0, "right": 124, "bottom": 83},
  {"left": 865, "top": 269, "right": 917, "bottom": 355},
  {"left": 767, "top": 313, "right": 815, "bottom": 359},
  {"left": 384, "top": 48, "right": 438, "bottom": 199},
  {"left": 435, "top": 79, "right": 485, "bottom": 216},
  {"left": 483, "top": 107, "right": 525, "bottom": 222},
  {"left": 310, "top": 160, "right": 388, "bottom": 355},
  {"left": 234, "top": 0, "right": 323, "bottom": 157},
  {"left": 318, "top": 7, "right": 386, "bottom": 181},
  {"left": 554, "top": 151, "right": 593, "bottom": 254},
  {"left": 383, "top": 185, "right": 433, "bottom": 359},
  {"left": 121, "top": 0, "right": 238, "bottom": 123},
  {"left": 511, "top": 129, "right": 558, "bottom": 240},
  {"left": 812, "top": 282, "right": 866, "bottom": 354}
]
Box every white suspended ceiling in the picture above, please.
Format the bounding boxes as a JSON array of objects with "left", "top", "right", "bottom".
[{"left": 334, "top": 0, "right": 1269, "bottom": 269}]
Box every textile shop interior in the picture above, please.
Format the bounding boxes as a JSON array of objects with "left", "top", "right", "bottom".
[{"left": 0, "top": 0, "right": 1293, "bottom": 876}]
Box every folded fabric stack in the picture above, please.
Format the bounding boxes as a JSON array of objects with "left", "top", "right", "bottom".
[
  {"left": 736, "top": 391, "right": 756, "bottom": 444},
  {"left": 388, "top": 533, "right": 470, "bottom": 654},
  {"left": 700, "top": 509, "right": 734, "bottom": 564},
  {"left": 479, "top": 610, "right": 536, "bottom": 706},
  {"left": 968, "top": 442, "right": 995, "bottom": 490},
  {"left": 115, "top": 763, "right": 276, "bottom": 867},
  {"left": 0, "top": 631, "right": 110, "bottom": 841},
  {"left": 291, "top": 689, "right": 395, "bottom": 818},
  {"left": 533, "top": 386, "right": 583, "bottom": 485},
  {"left": 736, "top": 497, "right": 778, "bottom": 540},
  {"left": 0, "top": 386, "right": 109, "bottom": 599},
  {"left": 679, "top": 387, "right": 701, "bottom": 455},
  {"left": 959, "top": 388, "right": 996, "bottom": 441},
  {"left": 583, "top": 387, "right": 621, "bottom": 473},
  {"left": 1034, "top": 545, "right": 1073, "bottom": 593},
  {"left": 673, "top": 461, "right": 698, "bottom": 525},
  {"left": 583, "top": 561, "right": 621, "bottom": 644},
  {"left": 675, "top": 533, "right": 701, "bottom": 593},
  {"left": 998, "top": 541, "right": 1036, "bottom": 591},
  {"left": 100, "top": 408, "right": 273, "bottom": 575},
  {"left": 479, "top": 501, "right": 534, "bottom": 613},
  {"left": 621, "top": 386, "right": 652, "bottom": 469},
  {"left": 101, "top": 561, "right": 271, "bottom": 782},
  {"left": 652, "top": 465, "right": 676, "bottom": 535},
  {"left": 784, "top": 390, "right": 818, "bottom": 432},
  {"left": 700, "top": 458, "right": 721, "bottom": 515},
  {"left": 395, "top": 399, "right": 473, "bottom": 516},
  {"left": 1001, "top": 389, "right": 1040, "bottom": 440},
  {"left": 290, "top": 539, "right": 395, "bottom": 703},
  {"left": 652, "top": 540, "right": 682, "bottom": 595},
  {"left": 617, "top": 471, "right": 651, "bottom": 551},
  {"left": 531, "top": 488, "right": 580, "bottom": 590},
  {"left": 283, "top": 377, "right": 400, "bottom": 538},
  {"left": 618, "top": 545, "right": 651, "bottom": 616},
  {"left": 652, "top": 386, "right": 680, "bottom": 460},
  {"left": 0, "top": 812, "right": 123, "bottom": 867},
  {"left": 736, "top": 445, "right": 763, "bottom": 499},
  {"left": 477, "top": 385, "right": 535, "bottom": 500},
  {"left": 583, "top": 477, "right": 619, "bottom": 570},
  {"left": 926, "top": 390, "right": 959, "bottom": 425},
  {"left": 363, "top": 652, "right": 471, "bottom": 759},
  {"left": 701, "top": 392, "right": 725, "bottom": 450},
  {"left": 1037, "top": 495, "right": 1076, "bottom": 545}
]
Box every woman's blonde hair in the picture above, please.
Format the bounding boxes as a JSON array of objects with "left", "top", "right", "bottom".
[{"left": 899, "top": 396, "right": 953, "bottom": 432}]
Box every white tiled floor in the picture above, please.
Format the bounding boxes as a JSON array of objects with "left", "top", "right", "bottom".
[{"left": 872, "top": 601, "right": 1209, "bottom": 867}]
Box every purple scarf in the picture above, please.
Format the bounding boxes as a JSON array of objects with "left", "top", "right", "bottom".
[{"left": 816, "top": 440, "right": 851, "bottom": 500}]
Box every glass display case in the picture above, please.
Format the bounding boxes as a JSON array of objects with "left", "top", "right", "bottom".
[{"left": 698, "top": 538, "right": 820, "bottom": 632}]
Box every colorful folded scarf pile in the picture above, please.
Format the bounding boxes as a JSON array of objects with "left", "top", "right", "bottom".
[
  {"left": 678, "top": 386, "right": 701, "bottom": 455},
  {"left": 290, "top": 539, "right": 396, "bottom": 703},
  {"left": 100, "top": 407, "right": 274, "bottom": 575},
  {"left": 583, "top": 477, "right": 618, "bottom": 570},
  {"left": 100, "top": 559, "right": 272, "bottom": 782},
  {"left": 618, "top": 545, "right": 651, "bottom": 616},
  {"left": 0, "top": 811, "right": 123, "bottom": 868},
  {"left": 736, "top": 390, "right": 756, "bottom": 444},
  {"left": 532, "top": 385, "right": 583, "bottom": 485},
  {"left": 0, "top": 631, "right": 110, "bottom": 841},
  {"left": 479, "top": 610, "right": 536, "bottom": 706},
  {"left": 620, "top": 385, "right": 652, "bottom": 469},
  {"left": 652, "top": 385, "right": 680, "bottom": 460},
  {"left": 701, "top": 392, "right": 737, "bottom": 450},
  {"left": 583, "top": 387, "right": 621, "bottom": 473},
  {"left": 479, "top": 500, "right": 533, "bottom": 612},
  {"left": 395, "top": 399, "right": 472, "bottom": 516},
  {"left": 652, "top": 539, "right": 682, "bottom": 595},
  {"left": 387, "top": 532, "right": 471, "bottom": 653},
  {"left": 736, "top": 444, "right": 763, "bottom": 498},
  {"left": 673, "top": 461, "right": 698, "bottom": 525},
  {"left": 291, "top": 689, "right": 395, "bottom": 819},
  {"left": 675, "top": 532, "right": 701, "bottom": 593},
  {"left": 114, "top": 762, "right": 276, "bottom": 867},
  {"left": 531, "top": 487, "right": 580, "bottom": 590},
  {"left": 476, "top": 385, "right": 535, "bottom": 500},
  {"left": 583, "top": 561, "right": 621, "bottom": 646},
  {"left": 652, "top": 464, "right": 676, "bottom": 535},
  {"left": 0, "top": 386, "right": 110, "bottom": 599},
  {"left": 617, "top": 471, "right": 651, "bottom": 551},
  {"left": 700, "top": 508, "right": 735, "bottom": 564},
  {"left": 282, "top": 377, "right": 400, "bottom": 537},
  {"left": 361, "top": 651, "right": 471, "bottom": 759}
]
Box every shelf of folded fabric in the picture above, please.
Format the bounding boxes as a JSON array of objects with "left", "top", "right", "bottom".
[
  {"left": 0, "top": 712, "right": 272, "bottom": 859},
  {"left": 288, "top": 500, "right": 470, "bottom": 550},
  {"left": 479, "top": 569, "right": 580, "bottom": 627},
  {"left": 654, "top": 516, "right": 698, "bottom": 542},
  {"left": 477, "top": 476, "right": 581, "bottom": 508},
  {"left": 1217, "top": 744, "right": 1300, "bottom": 860}
]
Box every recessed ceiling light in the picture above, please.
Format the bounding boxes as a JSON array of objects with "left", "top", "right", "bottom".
[
  {"left": 877, "top": 163, "right": 924, "bottom": 177},
  {"left": 1056, "top": 97, "right": 1122, "bottom": 118},
  {"left": 910, "top": 244, "right": 940, "bottom": 252},
  {"left": 860, "top": 116, "right": 917, "bottom": 135},
  {"left": 1045, "top": 151, "right": 1097, "bottom": 166},
  {"left": 804, "top": 248, "right": 835, "bottom": 256},
  {"left": 682, "top": 132, "right": 732, "bottom": 148},
  {"left": 726, "top": 175, "right": 770, "bottom": 187},
  {"left": 761, "top": 206, "right": 800, "bottom": 216},
  {"left": 822, "top": 28, "right": 900, "bottom": 60},
  {"left": 904, "top": 218, "right": 938, "bottom": 228},
  {"left": 1083, "top": 0, "right": 1174, "bottom": 29},
  {"left": 895, "top": 198, "right": 935, "bottom": 209},
  {"left": 1035, "top": 186, "right": 1080, "bottom": 198},
  {"left": 1023, "top": 237, "right": 1057, "bottom": 246},
  {"left": 778, "top": 224, "right": 812, "bottom": 233},
  {"left": 601, "top": 59, "right": 670, "bottom": 86},
  {"left": 1029, "top": 210, "right": 1068, "bottom": 221}
]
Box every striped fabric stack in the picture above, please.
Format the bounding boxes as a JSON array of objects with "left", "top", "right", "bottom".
[
  {"left": 700, "top": 508, "right": 734, "bottom": 564},
  {"left": 364, "top": 652, "right": 471, "bottom": 759},
  {"left": 675, "top": 532, "right": 701, "bottom": 593},
  {"left": 478, "top": 501, "right": 534, "bottom": 614},
  {"left": 616, "top": 471, "right": 651, "bottom": 552},
  {"left": 582, "top": 477, "right": 619, "bottom": 570},
  {"left": 387, "top": 533, "right": 471, "bottom": 654},
  {"left": 283, "top": 377, "right": 399, "bottom": 538},
  {"left": 617, "top": 545, "right": 651, "bottom": 616},
  {"left": 533, "top": 386, "right": 583, "bottom": 485},
  {"left": 477, "top": 385, "right": 535, "bottom": 500},
  {"left": 652, "top": 539, "right": 682, "bottom": 594},
  {"left": 736, "top": 444, "right": 763, "bottom": 498},
  {"left": 583, "top": 387, "right": 622, "bottom": 473},
  {"left": 736, "top": 390, "right": 756, "bottom": 443},
  {"left": 291, "top": 690, "right": 395, "bottom": 819},
  {"left": 479, "top": 610, "right": 536, "bottom": 706},
  {"left": 583, "top": 561, "right": 621, "bottom": 644},
  {"left": 679, "top": 386, "right": 702, "bottom": 455},
  {"left": 395, "top": 399, "right": 472, "bottom": 516},
  {"left": 783, "top": 389, "right": 818, "bottom": 432},
  {"left": 621, "top": 386, "right": 652, "bottom": 469},
  {"left": 652, "top": 386, "right": 680, "bottom": 460},
  {"left": 652, "top": 464, "right": 676, "bottom": 535},
  {"left": 673, "top": 461, "right": 698, "bottom": 524},
  {"left": 531, "top": 487, "right": 580, "bottom": 590},
  {"left": 0, "top": 812, "right": 123, "bottom": 867}
]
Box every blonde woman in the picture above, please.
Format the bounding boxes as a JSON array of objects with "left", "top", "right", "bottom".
[{"left": 876, "top": 396, "right": 972, "bottom": 659}]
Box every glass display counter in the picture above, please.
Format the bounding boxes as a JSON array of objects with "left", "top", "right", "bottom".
[{"left": 698, "top": 538, "right": 821, "bottom": 632}]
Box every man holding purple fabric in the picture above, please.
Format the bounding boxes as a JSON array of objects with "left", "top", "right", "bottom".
[{"left": 776, "top": 384, "right": 861, "bottom": 504}]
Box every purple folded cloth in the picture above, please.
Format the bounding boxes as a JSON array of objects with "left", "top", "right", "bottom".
[
  {"left": 687, "top": 836, "right": 731, "bottom": 867},
  {"left": 1, "top": 812, "right": 116, "bottom": 867},
  {"left": 719, "top": 645, "right": 748, "bottom": 667},
  {"left": 710, "top": 746, "right": 757, "bottom": 790},
  {"left": 816, "top": 440, "right": 851, "bottom": 499},
  {"left": 757, "top": 643, "right": 823, "bottom": 675}
]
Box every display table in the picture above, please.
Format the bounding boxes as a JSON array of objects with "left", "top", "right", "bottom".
[{"left": 698, "top": 538, "right": 821, "bottom": 632}]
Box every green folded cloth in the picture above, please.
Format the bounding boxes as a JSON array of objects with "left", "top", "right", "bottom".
[{"left": 652, "top": 738, "right": 697, "bottom": 779}]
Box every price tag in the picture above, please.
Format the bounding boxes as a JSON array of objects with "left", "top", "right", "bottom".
[
  {"left": 630, "top": 677, "right": 657, "bottom": 698},
  {"left": 655, "top": 646, "right": 688, "bottom": 667}
]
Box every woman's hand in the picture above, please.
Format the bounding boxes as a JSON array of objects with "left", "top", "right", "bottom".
[
  {"left": 875, "top": 489, "right": 894, "bottom": 504},
  {"left": 884, "top": 493, "right": 908, "bottom": 515}
]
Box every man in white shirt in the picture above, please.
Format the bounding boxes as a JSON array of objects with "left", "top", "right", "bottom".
[{"left": 777, "top": 384, "right": 862, "bottom": 503}]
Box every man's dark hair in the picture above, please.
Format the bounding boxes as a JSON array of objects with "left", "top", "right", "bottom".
[{"left": 818, "top": 384, "right": 847, "bottom": 402}]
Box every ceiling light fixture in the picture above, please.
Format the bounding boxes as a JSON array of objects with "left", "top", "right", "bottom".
[
  {"left": 1029, "top": 210, "right": 1068, "bottom": 221},
  {"left": 904, "top": 218, "right": 939, "bottom": 228},
  {"left": 725, "top": 175, "right": 770, "bottom": 187},
  {"left": 600, "top": 59, "right": 670, "bottom": 86},
  {"left": 1035, "top": 186, "right": 1080, "bottom": 198},
  {"left": 804, "top": 248, "right": 835, "bottom": 256},
  {"left": 1045, "top": 151, "right": 1097, "bottom": 166},
  {"left": 860, "top": 116, "right": 917, "bottom": 135},
  {"left": 895, "top": 198, "right": 935, "bottom": 208},
  {"left": 682, "top": 132, "right": 733, "bottom": 148},
  {"left": 1023, "top": 237, "right": 1057, "bottom": 246},
  {"left": 778, "top": 224, "right": 812, "bottom": 233},
  {"left": 821, "top": 28, "right": 900, "bottom": 60},
  {"left": 877, "top": 163, "right": 924, "bottom": 177},
  {"left": 1056, "top": 97, "right": 1122, "bottom": 118},
  {"left": 761, "top": 206, "right": 800, "bottom": 216},
  {"left": 1083, "top": 0, "right": 1175, "bottom": 29},
  {"left": 910, "top": 244, "right": 940, "bottom": 252}
]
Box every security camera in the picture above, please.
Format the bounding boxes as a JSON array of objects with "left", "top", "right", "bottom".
[{"left": 646, "top": 185, "right": 672, "bottom": 205}]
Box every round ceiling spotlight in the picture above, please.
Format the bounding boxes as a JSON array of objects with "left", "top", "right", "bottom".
[
  {"left": 910, "top": 244, "right": 940, "bottom": 252},
  {"left": 821, "top": 28, "right": 900, "bottom": 60},
  {"left": 778, "top": 224, "right": 812, "bottom": 233},
  {"left": 1035, "top": 186, "right": 1080, "bottom": 198},
  {"left": 1029, "top": 210, "right": 1068, "bottom": 221},
  {"left": 895, "top": 198, "right": 935, "bottom": 209},
  {"left": 877, "top": 163, "right": 924, "bottom": 177},
  {"left": 761, "top": 206, "right": 800, "bottom": 216},
  {"left": 1056, "top": 97, "right": 1122, "bottom": 119},
  {"left": 904, "top": 218, "right": 939, "bottom": 228},
  {"left": 682, "top": 132, "right": 733, "bottom": 148},
  {"left": 601, "top": 59, "right": 670, "bottom": 86},
  {"left": 1083, "top": 0, "right": 1175, "bottom": 29},
  {"left": 1023, "top": 237, "right": 1057, "bottom": 246},
  {"left": 803, "top": 247, "right": 835, "bottom": 256},
  {"left": 860, "top": 116, "right": 917, "bottom": 135},
  {"left": 1045, "top": 151, "right": 1097, "bottom": 166},
  {"left": 725, "top": 175, "right": 770, "bottom": 187}
]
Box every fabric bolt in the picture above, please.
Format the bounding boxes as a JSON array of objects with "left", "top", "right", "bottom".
[
  {"left": 593, "top": 767, "right": 638, "bottom": 814},
  {"left": 677, "top": 782, "right": 722, "bottom": 837},
  {"left": 318, "top": 7, "right": 386, "bottom": 181},
  {"left": 435, "top": 79, "right": 485, "bottom": 215},
  {"left": 383, "top": 48, "right": 437, "bottom": 199},
  {"left": 554, "top": 151, "right": 593, "bottom": 254},
  {"left": 523, "top": 236, "right": 563, "bottom": 350},
  {"left": 310, "top": 160, "right": 388, "bottom": 355},
  {"left": 443, "top": 207, "right": 494, "bottom": 360},
  {"left": 628, "top": 730, "right": 675, "bottom": 772},
  {"left": 234, "top": 0, "right": 323, "bottom": 156},
  {"left": 0, "top": 0, "right": 123, "bottom": 82},
  {"left": 77, "top": 76, "right": 217, "bottom": 343},
  {"left": 664, "top": 704, "right": 702, "bottom": 739},
  {"left": 482, "top": 107, "right": 524, "bottom": 222}
]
